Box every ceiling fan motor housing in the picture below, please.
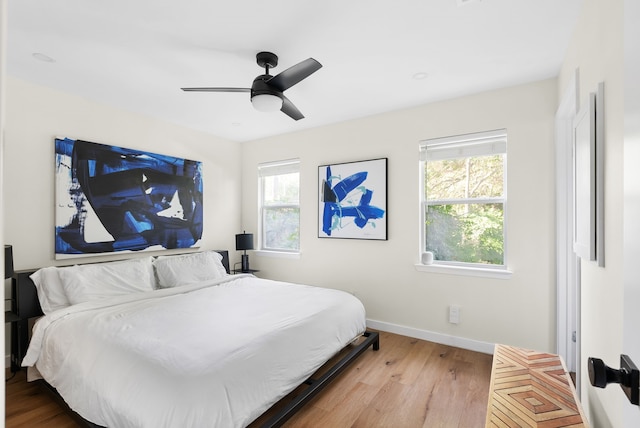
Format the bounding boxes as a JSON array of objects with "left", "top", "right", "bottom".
[
  {"left": 251, "top": 75, "right": 283, "bottom": 111},
  {"left": 251, "top": 75, "right": 282, "bottom": 99}
]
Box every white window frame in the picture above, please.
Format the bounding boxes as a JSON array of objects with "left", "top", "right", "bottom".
[
  {"left": 258, "top": 159, "right": 300, "bottom": 255},
  {"left": 417, "top": 129, "right": 512, "bottom": 278}
]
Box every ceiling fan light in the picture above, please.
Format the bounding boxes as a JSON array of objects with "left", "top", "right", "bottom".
[{"left": 252, "top": 94, "right": 283, "bottom": 112}]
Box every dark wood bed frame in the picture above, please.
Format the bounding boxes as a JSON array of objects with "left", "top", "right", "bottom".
[{"left": 9, "top": 250, "right": 380, "bottom": 428}]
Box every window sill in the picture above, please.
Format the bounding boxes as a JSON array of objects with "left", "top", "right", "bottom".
[
  {"left": 414, "top": 263, "right": 512, "bottom": 279},
  {"left": 254, "top": 250, "right": 300, "bottom": 260}
]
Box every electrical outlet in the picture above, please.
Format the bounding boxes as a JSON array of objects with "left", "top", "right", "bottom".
[{"left": 449, "top": 305, "right": 460, "bottom": 324}]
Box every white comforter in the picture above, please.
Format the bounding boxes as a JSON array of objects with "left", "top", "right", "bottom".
[{"left": 23, "top": 275, "right": 366, "bottom": 428}]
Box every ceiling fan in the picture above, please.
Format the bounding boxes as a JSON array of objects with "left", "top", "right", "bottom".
[{"left": 181, "top": 51, "right": 322, "bottom": 121}]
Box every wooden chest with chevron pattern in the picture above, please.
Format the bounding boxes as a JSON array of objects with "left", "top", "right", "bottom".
[{"left": 486, "top": 344, "right": 589, "bottom": 427}]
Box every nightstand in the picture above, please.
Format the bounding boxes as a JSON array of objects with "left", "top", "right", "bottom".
[
  {"left": 232, "top": 269, "right": 260, "bottom": 275},
  {"left": 5, "top": 311, "right": 20, "bottom": 323},
  {"left": 8, "top": 271, "right": 44, "bottom": 373},
  {"left": 5, "top": 310, "right": 23, "bottom": 373}
]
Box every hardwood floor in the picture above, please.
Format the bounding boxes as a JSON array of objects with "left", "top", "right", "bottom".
[
  {"left": 5, "top": 331, "right": 493, "bottom": 427},
  {"left": 5, "top": 371, "right": 77, "bottom": 427}
]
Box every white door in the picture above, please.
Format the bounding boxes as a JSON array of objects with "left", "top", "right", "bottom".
[{"left": 556, "top": 71, "right": 579, "bottom": 378}]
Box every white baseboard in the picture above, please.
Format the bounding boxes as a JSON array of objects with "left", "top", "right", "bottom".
[{"left": 366, "top": 319, "right": 495, "bottom": 355}]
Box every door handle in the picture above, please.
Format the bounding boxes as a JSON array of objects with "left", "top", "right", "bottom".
[{"left": 588, "top": 355, "right": 639, "bottom": 405}]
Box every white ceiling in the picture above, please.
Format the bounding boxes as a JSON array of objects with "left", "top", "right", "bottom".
[{"left": 7, "top": 0, "right": 583, "bottom": 142}]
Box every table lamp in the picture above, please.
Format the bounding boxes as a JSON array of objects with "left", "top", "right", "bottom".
[{"left": 235, "top": 232, "right": 254, "bottom": 272}]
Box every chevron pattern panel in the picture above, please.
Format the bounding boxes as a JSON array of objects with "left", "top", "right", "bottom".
[{"left": 485, "top": 344, "right": 589, "bottom": 428}]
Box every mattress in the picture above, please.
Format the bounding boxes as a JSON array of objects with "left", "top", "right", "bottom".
[{"left": 22, "top": 274, "right": 366, "bottom": 427}]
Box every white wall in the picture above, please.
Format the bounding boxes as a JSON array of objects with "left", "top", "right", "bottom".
[
  {"left": 623, "top": 0, "right": 640, "bottom": 426},
  {"left": 3, "top": 76, "right": 242, "bottom": 271},
  {"left": 558, "top": 0, "right": 625, "bottom": 426},
  {"left": 1, "top": 0, "right": 8, "bottom": 421},
  {"left": 241, "top": 79, "right": 558, "bottom": 353}
]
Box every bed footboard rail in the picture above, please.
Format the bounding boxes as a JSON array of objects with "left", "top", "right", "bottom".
[{"left": 260, "top": 330, "right": 380, "bottom": 428}]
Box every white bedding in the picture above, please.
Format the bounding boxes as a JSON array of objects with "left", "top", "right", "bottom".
[{"left": 22, "top": 274, "right": 366, "bottom": 428}]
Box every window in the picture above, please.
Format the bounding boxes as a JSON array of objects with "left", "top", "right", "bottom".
[
  {"left": 420, "top": 130, "right": 507, "bottom": 269},
  {"left": 258, "top": 159, "right": 300, "bottom": 252}
]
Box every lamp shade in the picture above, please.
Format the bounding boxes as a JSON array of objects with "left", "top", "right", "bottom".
[
  {"left": 251, "top": 94, "right": 283, "bottom": 112},
  {"left": 235, "top": 233, "right": 254, "bottom": 251},
  {"left": 5, "top": 245, "right": 14, "bottom": 279}
]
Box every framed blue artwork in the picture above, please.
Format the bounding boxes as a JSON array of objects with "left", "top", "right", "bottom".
[
  {"left": 318, "top": 158, "right": 387, "bottom": 240},
  {"left": 55, "top": 137, "right": 203, "bottom": 258}
]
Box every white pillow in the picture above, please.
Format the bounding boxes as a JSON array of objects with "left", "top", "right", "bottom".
[
  {"left": 153, "top": 251, "right": 227, "bottom": 288},
  {"left": 30, "top": 266, "right": 70, "bottom": 315},
  {"left": 58, "top": 257, "right": 155, "bottom": 305}
]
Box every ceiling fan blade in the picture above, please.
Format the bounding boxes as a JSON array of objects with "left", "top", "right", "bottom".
[
  {"left": 267, "top": 58, "right": 322, "bottom": 92},
  {"left": 280, "top": 95, "right": 304, "bottom": 121},
  {"left": 181, "top": 87, "right": 251, "bottom": 92}
]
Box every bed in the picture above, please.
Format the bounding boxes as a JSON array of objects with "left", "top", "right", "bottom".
[{"left": 14, "top": 250, "right": 379, "bottom": 427}]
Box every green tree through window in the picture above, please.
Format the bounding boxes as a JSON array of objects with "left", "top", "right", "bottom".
[
  {"left": 259, "top": 160, "right": 300, "bottom": 252},
  {"left": 420, "top": 131, "right": 507, "bottom": 267}
]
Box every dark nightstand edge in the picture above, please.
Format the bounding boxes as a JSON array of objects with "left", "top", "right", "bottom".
[{"left": 5, "top": 311, "right": 20, "bottom": 323}]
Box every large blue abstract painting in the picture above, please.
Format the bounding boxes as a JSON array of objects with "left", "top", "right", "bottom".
[
  {"left": 318, "top": 158, "right": 387, "bottom": 240},
  {"left": 55, "top": 138, "right": 203, "bottom": 258}
]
